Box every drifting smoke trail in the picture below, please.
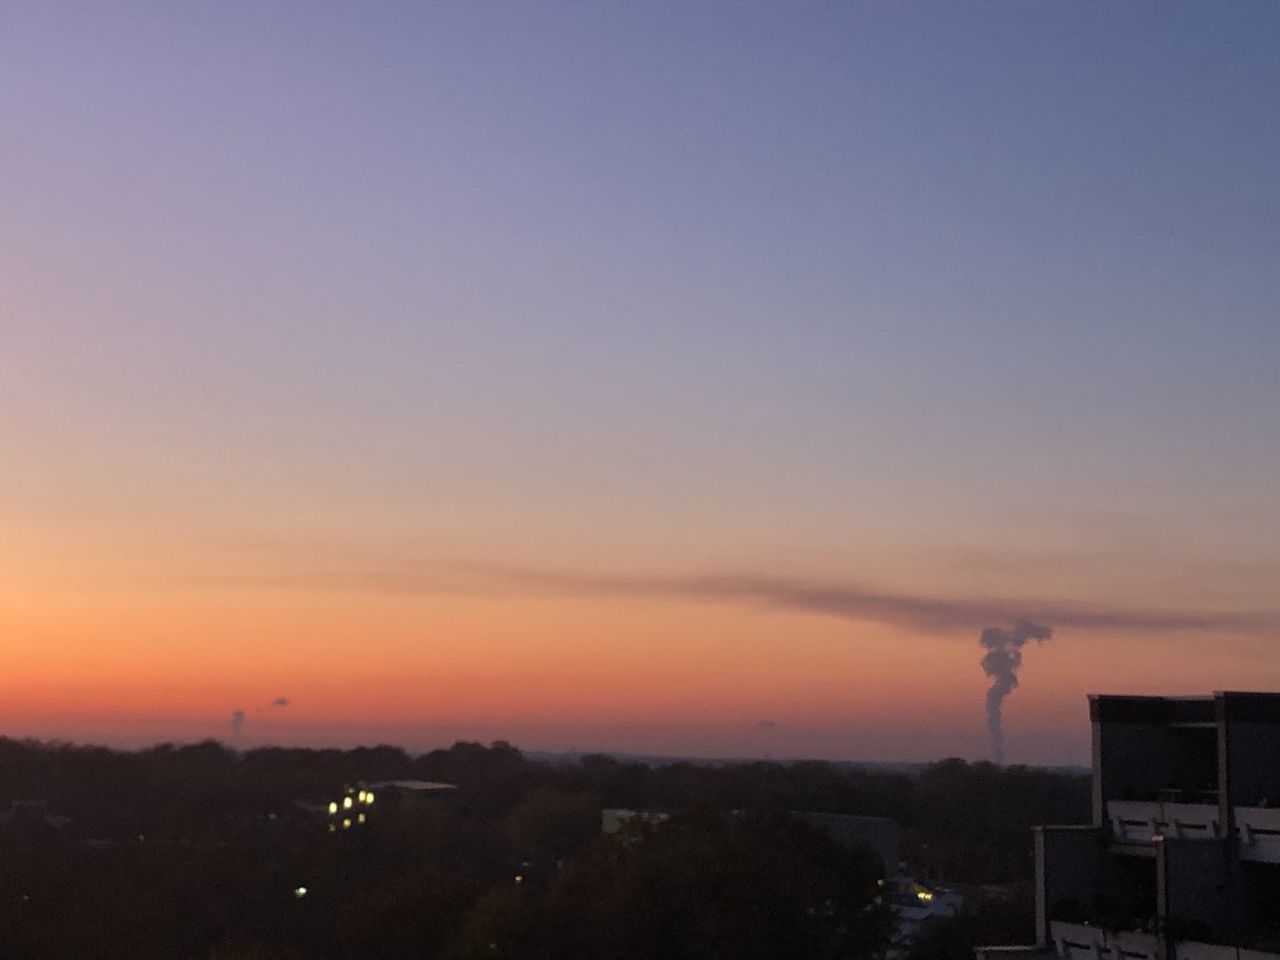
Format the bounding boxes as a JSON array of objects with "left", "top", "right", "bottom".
[
  {"left": 230, "top": 709, "right": 246, "bottom": 744},
  {"left": 979, "top": 619, "right": 1052, "bottom": 765}
]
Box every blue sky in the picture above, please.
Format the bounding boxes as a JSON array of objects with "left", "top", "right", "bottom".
[{"left": 2, "top": 2, "right": 1278, "bottom": 761}]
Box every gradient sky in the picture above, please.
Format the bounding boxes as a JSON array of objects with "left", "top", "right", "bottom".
[{"left": 3, "top": 2, "right": 1279, "bottom": 765}]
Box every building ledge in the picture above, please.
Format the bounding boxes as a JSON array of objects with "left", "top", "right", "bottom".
[
  {"left": 1050, "top": 921, "right": 1159, "bottom": 960},
  {"left": 974, "top": 946, "right": 1053, "bottom": 960},
  {"left": 1108, "top": 800, "right": 1220, "bottom": 843},
  {"left": 1105, "top": 801, "right": 1280, "bottom": 862},
  {"left": 1175, "top": 943, "right": 1280, "bottom": 960}
]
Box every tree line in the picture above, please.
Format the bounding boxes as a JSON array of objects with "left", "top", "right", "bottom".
[{"left": 0, "top": 738, "right": 1089, "bottom": 959}]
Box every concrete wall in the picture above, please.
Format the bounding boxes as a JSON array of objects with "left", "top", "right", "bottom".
[
  {"left": 1218, "top": 694, "right": 1280, "bottom": 811},
  {"left": 1234, "top": 861, "right": 1280, "bottom": 945},
  {"left": 1037, "top": 826, "right": 1110, "bottom": 946},
  {"left": 1157, "top": 837, "right": 1231, "bottom": 943},
  {"left": 1091, "top": 697, "right": 1218, "bottom": 823}
]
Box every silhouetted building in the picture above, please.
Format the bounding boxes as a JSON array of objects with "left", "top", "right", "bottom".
[
  {"left": 313, "top": 779, "right": 462, "bottom": 833},
  {"left": 600, "top": 807, "right": 671, "bottom": 836},
  {"left": 366, "top": 779, "right": 463, "bottom": 811},
  {"left": 894, "top": 880, "right": 965, "bottom": 953},
  {"left": 977, "top": 691, "right": 1280, "bottom": 960}
]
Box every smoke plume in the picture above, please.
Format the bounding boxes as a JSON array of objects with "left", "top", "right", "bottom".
[
  {"left": 979, "top": 619, "right": 1051, "bottom": 765},
  {"left": 230, "top": 709, "right": 246, "bottom": 744}
]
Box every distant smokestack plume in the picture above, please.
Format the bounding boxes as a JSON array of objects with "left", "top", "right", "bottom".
[
  {"left": 230, "top": 709, "right": 246, "bottom": 744},
  {"left": 979, "top": 619, "right": 1052, "bottom": 765}
]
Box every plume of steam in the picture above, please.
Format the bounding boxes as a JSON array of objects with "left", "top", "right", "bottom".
[
  {"left": 979, "top": 619, "right": 1052, "bottom": 765},
  {"left": 230, "top": 709, "right": 246, "bottom": 744}
]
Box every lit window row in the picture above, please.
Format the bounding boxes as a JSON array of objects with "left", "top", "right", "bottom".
[{"left": 326, "top": 787, "right": 376, "bottom": 827}]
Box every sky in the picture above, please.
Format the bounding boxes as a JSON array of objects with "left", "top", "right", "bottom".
[{"left": 2, "top": 2, "right": 1279, "bottom": 766}]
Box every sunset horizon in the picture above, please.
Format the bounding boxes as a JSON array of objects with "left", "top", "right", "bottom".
[{"left": 5, "top": 1, "right": 1278, "bottom": 769}]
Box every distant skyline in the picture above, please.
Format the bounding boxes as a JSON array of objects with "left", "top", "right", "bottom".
[{"left": 3, "top": 2, "right": 1279, "bottom": 765}]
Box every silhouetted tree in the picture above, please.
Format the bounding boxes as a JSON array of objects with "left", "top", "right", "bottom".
[{"left": 448, "top": 810, "right": 890, "bottom": 960}]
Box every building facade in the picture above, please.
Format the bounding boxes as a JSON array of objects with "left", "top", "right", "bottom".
[{"left": 980, "top": 691, "right": 1280, "bottom": 960}]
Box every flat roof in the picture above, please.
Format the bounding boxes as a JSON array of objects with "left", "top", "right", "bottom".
[
  {"left": 1089, "top": 695, "right": 1215, "bottom": 725},
  {"left": 1217, "top": 692, "right": 1280, "bottom": 723},
  {"left": 366, "top": 780, "right": 458, "bottom": 792},
  {"left": 1090, "top": 692, "right": 1280, "bottom": 725}
]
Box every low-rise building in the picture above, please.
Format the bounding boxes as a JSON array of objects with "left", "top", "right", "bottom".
[
  {"left": 365, "top": 779, "right": 462, "bottom": 810},
  {"left": 895, "top": 880, "right": 966, "bottom": 948},
  {"left": 601, "top": 807, "right": 670, "bottom": 835},
  {"left": 313, "top": 779, "right": 462, "bottom": 832}
]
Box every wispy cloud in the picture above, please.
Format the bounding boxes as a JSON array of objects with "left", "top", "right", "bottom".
[
  {"left": 198, "top": 560, "right": 1280, "bottom": 637},
  {"left": 462, "top": 564, "right": 1280, "bottom": 635}
]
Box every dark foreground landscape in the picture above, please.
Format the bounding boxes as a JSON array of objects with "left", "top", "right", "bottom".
[{"left": 0, "top": 738, "right": 1088, "bottom": 959}]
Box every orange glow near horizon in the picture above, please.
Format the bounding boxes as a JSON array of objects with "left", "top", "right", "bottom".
[
  {"left": 5, "top": 0, "right": 1280, "bottom": 770},
  {"left": 6, "top": 553, "right": 1278, "bottom": 765}
]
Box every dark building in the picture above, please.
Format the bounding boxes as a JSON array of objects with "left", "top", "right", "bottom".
[{"left": 979, "top": 692, "right": 1280, "bottom": 960}]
